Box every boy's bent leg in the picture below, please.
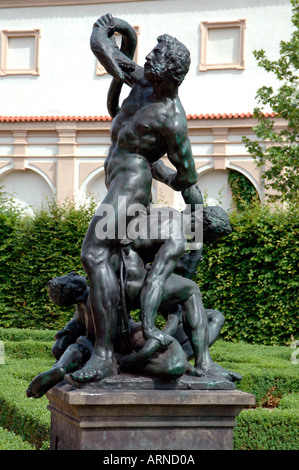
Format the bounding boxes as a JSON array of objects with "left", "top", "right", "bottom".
[
  {"left": 26, "top": 343, "right": 87, "bottom": 398},
  {"left": 182, "top": 288, "right": 209, "bottom": 376},
  {"left": 140, "top": 239, "right": 185, "bottom": 348},
  {"left": 183, "top": 289, "right": 242, "bottom": 382}
]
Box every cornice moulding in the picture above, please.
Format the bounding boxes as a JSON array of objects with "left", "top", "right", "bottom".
[{"left": 0, "top": 0, "right": 156, "bottom": 9}]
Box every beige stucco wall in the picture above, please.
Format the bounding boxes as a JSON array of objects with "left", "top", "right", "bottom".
[
  {"left": 0, "top": 114, "right": 282, "bottom": 212},
  {"left": 0, "top": 0, "right": 293, "bottom": 116},
  {"left": 0, "top": 0, "right": 292, "bottom": 211}
]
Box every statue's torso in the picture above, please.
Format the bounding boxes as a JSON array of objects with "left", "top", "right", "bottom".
[{"left": 108, "top": 80, "right": 177, "bottom": 168}]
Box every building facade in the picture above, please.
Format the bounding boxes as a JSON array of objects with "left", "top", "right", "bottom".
[{"left": 0, "top": 0, "right": 293, "bottom": 212}]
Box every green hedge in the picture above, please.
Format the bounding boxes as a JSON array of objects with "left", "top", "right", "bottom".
[
  {"left": 0, "top": 193, "right": 298, "bottom": 345},
  {"left": 0, "top": 366, "right": 51, "bottom": 449},
  {"left": 234, "top": 407, "right": 299, "bottom": 450},
  {"left": 0, "top": 327, "right": 55, "bottom": 342},
  {"left": 0, "top": 197, "right": 96, "bottom": 330},
  {"left": 0, "top": 335, "right": 54, "bottom": 449},
  {"left": 279, "top": 392, "right": 299, "bottom": 409},
  {"left": 210, "top": 339, "right": 299, "bottom": 403},
  {"left": 0, "top": 426, "right": 35, "bottom": 450},
  {"left": 196, "top": 202, "right": 299, "bottom": 345},
  {"left": 0, "top": 329, "right": 298, "bottom": 450}
]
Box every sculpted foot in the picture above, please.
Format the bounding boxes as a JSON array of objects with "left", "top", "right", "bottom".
[
  {"left": 202, "top": 361, "right": 242, "bottom": 382},
  {"left": 186, "top": 364, "right": 204, "bottom": 378},
  {"left": 70, "top": 354, "right": 117, "bottom": 383},
  {"left": 26, "top": 366, "right": 65, "bottom": 398}
]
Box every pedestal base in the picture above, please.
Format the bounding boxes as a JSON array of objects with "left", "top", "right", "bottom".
[{"left": 47, "top": 376, "right": 255, "bottom": 451}]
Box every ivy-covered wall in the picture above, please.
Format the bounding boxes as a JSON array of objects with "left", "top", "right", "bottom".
[{"left": 227, "top": 169, "right": 259, "bottom": 211}]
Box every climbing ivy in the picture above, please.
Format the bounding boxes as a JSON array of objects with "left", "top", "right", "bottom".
[{"left": 228, "top": 169, "right": 259, "bottom": 211}]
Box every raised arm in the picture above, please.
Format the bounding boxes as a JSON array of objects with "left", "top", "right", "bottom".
[{"left": 90, "top": 14, "right": 144, "bottom": 86}]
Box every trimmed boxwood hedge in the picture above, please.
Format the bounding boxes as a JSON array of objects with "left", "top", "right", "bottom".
[
  {"left": 1, "top": 329, "right": 298, "bottom": 450},
  {"left": 0, "top": 365, "right": 51, "bottom": 449},
  {"left": 0, "top": 426, "right": 35, "bottom": 450},
  {"left": 0, "top": 327, "right": 55, "bottom": 342},
  {"left": 210, "top": 339, "right": 299, "bottom": 403},
  {"left": 234, "top": 408, "right": 299, "bottom": 450}
]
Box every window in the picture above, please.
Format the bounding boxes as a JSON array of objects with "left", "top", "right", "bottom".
[
  {"left": 96, "top": 26, "right": 140, "bottom": 76},
  {"left": 199, "top": 19, "right": 246, "bottom": 71},
  {"left": 0, "top": 29, "right": 41, "bottom": 76}
]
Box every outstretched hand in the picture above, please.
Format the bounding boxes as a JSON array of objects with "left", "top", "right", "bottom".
[
  {"left": 94, "top": 13, "right": 116, "bottom": 37},
  {"left": 91, "top": 13, "right": 125, "bottom": 82},
  {"left": 91, "top": 13, "right": 137, "bottom": 83}
]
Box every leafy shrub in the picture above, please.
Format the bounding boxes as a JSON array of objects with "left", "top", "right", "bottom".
[
  {"left": 0, "top": 372, "right": 51, "bottom": 449},
  {"left": 196, "top": 202, "right": 299, "bottom": 345},
  {"left": 0, "top": 333, "right": 53, "bottom": 449},
  {"left": 211, "top": 339, "right": 299, "bottom": 450},
  {"left": 0, "top": 426, "right": 35, "bottom": 450},
  {"left": 278, "top": 392, "right": 299, "bottom": 410},
  {"left": 0, "top": 191, "right": 22, "bottom": 322},
  {"left": 0, "top": 327, "right": 55, "bottom": 342},
  {"left": 0, "top": 191, "right": 298, "bottom": 346},
  {"left": 234, "top": 408, "right": 299, "bottom": 450},
  {"left": 4, "top": 340, "right": 54, "bottom": 360},
  {"left": 0, "top": 197, "right": 96, "bottom": 330},
  {"left": 242, "top": 0, "right": 299, "bottom": 205},
  {"left": 210, "top": 339, "right": 299, "bottom": 403}
]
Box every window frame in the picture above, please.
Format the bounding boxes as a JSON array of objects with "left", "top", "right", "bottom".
[
  {"left": 199, "top": 19, "right": 246, "bottom": 72},
  {"left": 0, "top": 29, "right": 41, "bottom": 76}
]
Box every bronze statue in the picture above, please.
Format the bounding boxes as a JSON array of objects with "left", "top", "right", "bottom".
[
  {"left": 79, "top": 14, "right": 199, "bottom": 382},
  {"left": 27, "top": 14, "right": 242, "bottom": 397}
]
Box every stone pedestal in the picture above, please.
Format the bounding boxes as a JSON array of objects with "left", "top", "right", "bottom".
[{"left": 47, "top": 375, "right": 255, "bottom": 451}]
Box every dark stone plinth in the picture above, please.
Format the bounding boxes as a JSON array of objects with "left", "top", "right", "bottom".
[
  {"left": 46, "top": 375, "right": 255, "bottom": 451},
  {"left": 65, "top": 371, "right": 238, "bottom": 391}
]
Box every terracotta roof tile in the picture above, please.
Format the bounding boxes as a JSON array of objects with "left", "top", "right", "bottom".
[
  {"left": 0, "top": 115, "right": 113, "bottom": 122},
  {"left": 0, "top": 112, "right": 277, "bottom": 122}
]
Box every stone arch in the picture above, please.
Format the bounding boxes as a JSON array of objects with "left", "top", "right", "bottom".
[
  {"left": 0, "top": 168, "right": 54, "bottom": 213},
  {"left": 225, "top": 162, "right": 262, "bottom": 201},
  {"left": 196, "top": 163, "right": 261, "bottom": 211},
  {"left": 197, "top": 168, "right": 233, "bottom": 211},
  {"left": 79, "top": 167, "right": 107, "bottom": 204}
]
